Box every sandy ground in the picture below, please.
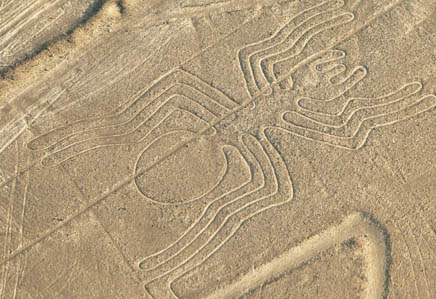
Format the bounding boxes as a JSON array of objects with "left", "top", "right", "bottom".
[{"left": 1, "top": 0, "right": 436, "bottom": 298}]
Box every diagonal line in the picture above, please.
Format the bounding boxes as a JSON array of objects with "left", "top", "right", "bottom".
[
  {"left": 59, "top": 164, "right": 144, "bottom": 284},
  {"left": 0, "top": 1, "right": 261, "bottom": 190},
  {"left": 0, "top": 0, "right": 405, "bottom": 267}
]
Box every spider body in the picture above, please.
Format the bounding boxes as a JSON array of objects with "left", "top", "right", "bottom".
[{"left": 25, "top": 1, "right": 436, "bottom": 297}]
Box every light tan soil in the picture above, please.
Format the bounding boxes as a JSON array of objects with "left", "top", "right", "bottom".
[{"left": 1, "top": 0, "right": 435, "bottom": 298}]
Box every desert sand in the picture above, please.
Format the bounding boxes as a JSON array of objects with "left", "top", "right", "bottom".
[{"left": 0, "top": 0, "right": 436, "bottom": 298}]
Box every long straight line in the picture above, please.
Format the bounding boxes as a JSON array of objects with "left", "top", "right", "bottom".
[
  {"left": 0, "top": 2, "right": 258, "bottom": 187},
  {"left": 0, "top": 0, "right": 404, "bottom": 267}
]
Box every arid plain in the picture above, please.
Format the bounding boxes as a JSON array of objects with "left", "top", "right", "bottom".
[{"left": 1, "top": 0, "right": 436, "bottom": 298}]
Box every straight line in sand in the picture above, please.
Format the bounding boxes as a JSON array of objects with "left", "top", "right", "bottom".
[
  {"left": 0, "top": 0, "right": 404, "bottom": 267},
  {"left": 206, "top": 212, "right": 387, "bottom": 299},
  {"left": 0, "top": 0, "right": 261, "bottom": 187}
]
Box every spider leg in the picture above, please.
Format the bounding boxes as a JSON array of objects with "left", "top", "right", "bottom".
[
  {"left": 40, "top": 108, "right": 208, "bottom": 167},
  {"left": 30, "top": 70, "right": 237, "bottom": 167},
  {"left": 140, "top": 134, "right": 271, "bottom": 278},
  {"left": 280, "top": 89, "right": 436, "bottom": 150},
  {"left": 293, "top": 81, "right": 428, "bottom": 131},
  {"left": 137, "top": 144, "right": 256, "bottom": 272},
  {"left": 311, "top": 49, "right": 346, "bottom": 73},
  {"left": 142, "top": 132, "right": 293, "bottom": 297},
  {"left": 144, "top": 278, "right": 179, "bottom": 299},
  {"left": 27, "top": 70, "right": 182, "bottom": 151},
  {"left": 28, "top": 69, "right": 236, "bottom": 151},
  {"left": 359, "top": 93, "right": 436, "bottom": 130},
  {"left": 237, "top": 0, "right": 345, "bottom": 97},
  {"left": 39, "top": 91, "right": 221, "bottom": 167},
  {"left": 274, "top": 113, "right": 369, "bottom": 150},
  {"left": 298, "top": 74, "right": 422, "bottom": 117},
  {"left": 260, "top": 12, "right": 354, "bottom": 88},
  {"left": 276, "top": 49, "right": 346, "bottom": 90}
]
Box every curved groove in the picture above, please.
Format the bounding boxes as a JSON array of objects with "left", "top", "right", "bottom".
[
  {"left": 136, "top": 142, "right": 229, "bottom": 206},
  {"left": 40, "top": 92, "right": 219, "bottom": 160},
  {"left": 311, "top": 49, "right": 346, "bottom": 72},
  {"left": 146, "top": 137, "right": 276, "bottom": 283},
  {"left": 140, "top": 136, "right": 268, "bottom": 277},
  {"left": 237, "top": 0, "right": 344, "bottom": 96},
  {"left": 28, "top": 70, "right": 232, "bottom": 151},
  {"left": 206, "top": 212, "right": 388, "bottom": 299},
  {"left": 292, "top": 83, "right": 424, "bottom": 133},
  {"left": 280, "top": 93, "right": 436, "bottom": 150},
  {"left": 260, "top": 12, "right": 355, "bottom": 86},
  {"left": 164, "top": 131, "right": 293, "bottom": 294},
  {"left": 41, "top": 108, "right": 210, "bottom": 167},
  {"left": 138, "top": 145, "right": 253, "bottom": 270},
  {"left": 297, "top": 81, "right": 421, "bottom": 116}
]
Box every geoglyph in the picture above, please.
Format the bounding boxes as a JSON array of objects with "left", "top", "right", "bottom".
[{"left": 1, "top": 0, "right": 436, "bottom": 298}]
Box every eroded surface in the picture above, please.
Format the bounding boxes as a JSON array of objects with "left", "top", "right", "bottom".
[
  {"left": 1, "top": 0, "right": 436, "bottom": 298},
  {"left": 0, "top": 0, "right": 102, "bottom": 73}
]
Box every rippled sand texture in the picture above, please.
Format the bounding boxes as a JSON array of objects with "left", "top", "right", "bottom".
[{"left": 1, "top": 0, "right": 436, "bottom": 298}]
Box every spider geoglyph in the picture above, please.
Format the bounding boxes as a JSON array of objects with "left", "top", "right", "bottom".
[{"left": 27, "top": 1, "right": 436, "bottom": 297}]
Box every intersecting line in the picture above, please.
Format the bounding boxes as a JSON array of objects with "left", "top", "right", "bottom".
[{"left": 0, "top": 0, "right": 405, "bottom": 268}]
